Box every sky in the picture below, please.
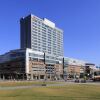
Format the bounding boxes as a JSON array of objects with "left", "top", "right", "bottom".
[{"left": 0, "top": 0, "right": 100, "bottom": 65}]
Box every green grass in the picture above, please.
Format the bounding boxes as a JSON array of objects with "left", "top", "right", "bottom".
[
  {"left": 0, "top": 81, "right": 58, "bottom": 87},
  {"left": 0, "top": 84, "right": 100, "bottom": 100}
]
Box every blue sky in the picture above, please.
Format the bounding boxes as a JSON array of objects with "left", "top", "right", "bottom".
[{"left": 0, "top": 0, "right": 100, "bottom": 64}]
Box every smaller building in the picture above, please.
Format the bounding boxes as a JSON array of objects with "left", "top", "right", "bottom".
[
  {"left": 64, "top": 57, "right": 89, "bottom": 79},
  {"left": 0, "top": 49, "right": 95, "bottom": 80},
  {"left": 0, "top": 48, "right": 64, "bottom": 80}
]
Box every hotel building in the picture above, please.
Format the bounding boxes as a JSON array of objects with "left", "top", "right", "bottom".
[{"left": 20, "top": 14, "right": 63, "bottom": 57}]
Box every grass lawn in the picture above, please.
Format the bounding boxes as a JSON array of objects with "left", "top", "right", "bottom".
[{"left": 0, "top": 84, "right": 100, "bottom": 100}]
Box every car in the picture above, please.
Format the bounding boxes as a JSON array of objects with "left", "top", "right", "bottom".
[{"left": 75, "top": 79, "right": 79, "bottom": 83}]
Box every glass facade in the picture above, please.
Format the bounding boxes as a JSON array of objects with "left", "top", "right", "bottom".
[{"left": 28, "top": 51, "right": 63, "bottom": 65}]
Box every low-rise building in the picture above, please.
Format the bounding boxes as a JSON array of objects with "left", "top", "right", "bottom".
[
  {"left": 64, "top": 57, "right": 86, "bottom": 78},
  {"left": 0, "top": 48, "right": 63, "bottom": 80},
  {"left": 0, "top": 49, "right": 95, "bottom": 80}
]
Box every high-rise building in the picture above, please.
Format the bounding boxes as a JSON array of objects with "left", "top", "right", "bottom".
[{"left": 20, "top": 14, "right": 63, "bottom": 57}]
